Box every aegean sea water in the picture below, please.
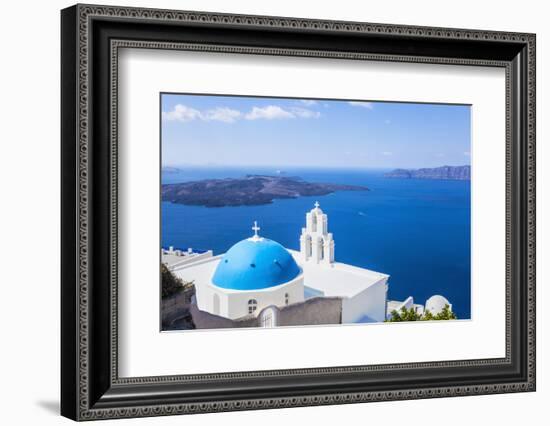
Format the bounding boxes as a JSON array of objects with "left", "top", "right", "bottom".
[{"left": 161, "top": 167, "right": 471, "bottom": 319}]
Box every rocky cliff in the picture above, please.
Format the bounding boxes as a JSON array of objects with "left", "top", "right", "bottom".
[{"left": 384, "top": 165, "right": 471, "bottom": 180}]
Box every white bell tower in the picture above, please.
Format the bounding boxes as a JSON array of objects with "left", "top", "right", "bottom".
[{"left": 300, "top": 201, "right": 335, "bottom": 264}]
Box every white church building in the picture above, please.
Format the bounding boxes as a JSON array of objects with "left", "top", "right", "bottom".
[{"left": 164, "top": 202, "right": 451, "bottom": 325}]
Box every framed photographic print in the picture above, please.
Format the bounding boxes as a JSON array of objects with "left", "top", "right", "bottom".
[{"left": 61, "top": 4, "right": 536, "bottom": 421}]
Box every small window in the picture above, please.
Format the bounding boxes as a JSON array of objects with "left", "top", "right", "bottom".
[
  {"left": 285, "top": 293, "right": 289, "bottom": 305},
  {"left": 248, "top": 299, "right": 258, "bottom": 314}
]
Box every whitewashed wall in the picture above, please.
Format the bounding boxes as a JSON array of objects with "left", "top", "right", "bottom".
[{"left": 342, "top": 280, "right": 388, "bottom": 323}]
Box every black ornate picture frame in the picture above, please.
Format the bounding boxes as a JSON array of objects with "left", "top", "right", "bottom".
[{"left": 61, "top": 3, "right": 536, "bottom": 421}]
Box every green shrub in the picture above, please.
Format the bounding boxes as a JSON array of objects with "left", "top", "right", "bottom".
[{"left": 386, "top": 304, "right": 456, "bottom": 322}]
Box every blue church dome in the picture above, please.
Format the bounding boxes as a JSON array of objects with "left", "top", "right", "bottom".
[{"left": 212, "top": 235, "right": 301, "bottom": 291}]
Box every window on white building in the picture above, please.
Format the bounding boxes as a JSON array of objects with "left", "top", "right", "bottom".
[
  {"left": 285, "top": 293, "right": 289, "bottom": 305},
  {"left": 248, "top": 299, "right": 258, "bottom": 314}
]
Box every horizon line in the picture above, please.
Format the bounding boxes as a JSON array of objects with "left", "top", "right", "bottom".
[{"left": 161, "top": 163, "right": 472, "bottom": 170}]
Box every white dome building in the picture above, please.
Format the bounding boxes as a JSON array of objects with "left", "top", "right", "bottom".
[
  {"left": 425, "top": 295, "right": 452, "bottom": 315},
  {"left": 193, "top": 222, "right": 305, "bottom": 320},
  {"left": 167, "top": 203, "right": 391, "bottom": 325}
]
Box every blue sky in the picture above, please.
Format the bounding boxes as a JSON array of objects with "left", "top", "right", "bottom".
[{"left": 161, "top": 94, "right": 471, "bottom": 169}]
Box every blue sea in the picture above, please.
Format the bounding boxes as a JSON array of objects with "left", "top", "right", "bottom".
[{"left": 161, "top": 167, "right": 471, "bottom": 319}]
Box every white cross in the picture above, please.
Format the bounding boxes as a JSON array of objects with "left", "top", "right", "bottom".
[
  {"left": 252, "top": 221, "right": 260, "bottom": 237},
  {"left": 314, "top": 201, "right": 320, "bottom": 208}
]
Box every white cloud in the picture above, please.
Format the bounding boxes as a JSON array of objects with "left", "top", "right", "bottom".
[
  {"left": 300, "top": 100, "right": 317, "bottom": 106},
  {"left": 163, "top": 103, "right": 320, "bottom": 123},
  {"left": 348, "top": 101, "right": 374, "bottom": 109},
  {"left": 162, "top": 104, "right": 202, "bottom": 122},
  {"left": 245, "top": 105, "right": 295, "bottom": 120},
  {"left": 381, "top": 151, "right": 393, "bottom": 156},
  {"left": 290, "top": 107, "right": 321, "bottom": 119},
  {"left": 163, "top": 104, "right": 241, "bottom": 123},
  {"left": 203, "top": 107, "right": 242, "bottom": 123}
]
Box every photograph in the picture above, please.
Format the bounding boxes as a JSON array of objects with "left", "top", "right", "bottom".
[{"left": 160, "top": 94, "right": 471, "bottom": 331}]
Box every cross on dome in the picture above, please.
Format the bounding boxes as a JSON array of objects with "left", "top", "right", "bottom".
[
  {"left": 252, "top": 221, "right": 260, "bottom": 236},
  {"left": 249, "top": 220, "right": 263, "bottom": 242},
  {"left": 314, "top": 201, "right": 320, "bottom": 209}
]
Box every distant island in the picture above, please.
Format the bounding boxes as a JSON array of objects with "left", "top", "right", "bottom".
[
  {"left": 384, "top": 165, "right": 471, "bottom": 180},
  {"left": 161, "top": 175, "right": 369, "bottom": 207},
  {"left": 161, "top": 166, "right": 182, "bottom": 173}
]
